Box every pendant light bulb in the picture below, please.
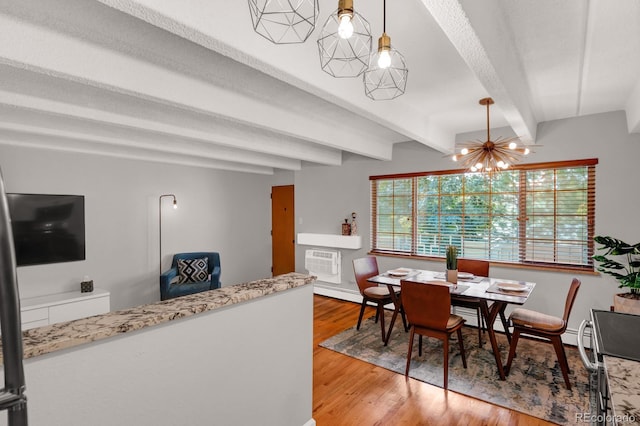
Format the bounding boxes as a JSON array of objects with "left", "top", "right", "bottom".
[
  {"left": 377, "top": 33, "right": 392, "bottom": 69},
  {"left": 338, "top": 14, "right": 354, "bottom": 39}
]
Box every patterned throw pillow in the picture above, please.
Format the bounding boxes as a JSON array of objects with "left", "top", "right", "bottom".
[{"left": 177, "top": 257, "right": 209, "bottom": 284}]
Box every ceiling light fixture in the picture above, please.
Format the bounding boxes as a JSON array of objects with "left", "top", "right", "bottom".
[
  {"left": 248, "top": 0, "right": 319, "bottom": 44},
  {"left": 317, "top": 0, "right": 372, "bottom": 78},
  {"left": 362, "top": 0, "right": 408, "bottom": 100},
  {"left": 452, "top": 97, "right": 533, "bottom": 173}
]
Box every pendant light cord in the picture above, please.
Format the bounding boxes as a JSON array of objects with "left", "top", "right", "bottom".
[
  {"left": 383, "top": 0, "right": 386, "bottom": 33},
  {"left": 486, "top": 101, "right": 491, "bottom": 142}
]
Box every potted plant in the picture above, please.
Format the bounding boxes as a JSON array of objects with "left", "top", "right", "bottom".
[
  {"left": 593, "top": 236, "right": 640, "bottom": 314},
  {"left": 446, "top": 245, "right": 458, "bottom": 284}
]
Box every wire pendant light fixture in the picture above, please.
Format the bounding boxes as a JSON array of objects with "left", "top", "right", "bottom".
[
  {"left": 248, "top": 0, "right": 319, "bottom": 44},
  {"left": 317, "top": 0, "right": 372, "bottom": 78},
  {"left": 452, "top": 97, "right": 533, "bottom": 172},
  {"left": 362, "top": 0, "right": 408, "bottom": 100}
]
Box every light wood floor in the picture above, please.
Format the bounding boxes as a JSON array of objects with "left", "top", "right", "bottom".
[{"left": 312, "top": 294, "right": 554, "bottom": 426}]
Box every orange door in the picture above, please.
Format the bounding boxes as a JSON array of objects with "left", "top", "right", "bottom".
[{"left": 271, "top": 185, "right": 295, "bottom": 276}]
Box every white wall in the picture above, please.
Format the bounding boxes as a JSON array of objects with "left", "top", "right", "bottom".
[
  {"left": 0, "top": 145, "right": 289, "bottom": 310},
  {"left": 294, "top": 111, "right": 640, "bottom": 334}
]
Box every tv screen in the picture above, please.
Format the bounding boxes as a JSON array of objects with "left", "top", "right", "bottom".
[{"left": 6, "top": 193, "right": 86, "bottom": 266}]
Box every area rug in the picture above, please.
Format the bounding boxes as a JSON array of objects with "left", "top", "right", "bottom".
[{"left": 320, "top": 316, "right": 590, "bottom": 425}]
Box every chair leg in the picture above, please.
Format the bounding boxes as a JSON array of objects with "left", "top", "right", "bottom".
[
  {"left": 377, "top": 303, "right": 386, "bottom": 342},
  {"left": 551, "top": 335, "right": 572, "bottom": 390},
  {"left": 405, "top": 328, "right": 415, "bottom": 377},
  {"left": 504, "top": 328, "right": 521, "bottom": 375},
  {"left": 476, "top": 308, "right": 483, "bottom": 346},
  {"left": 356, "top": 299, "right": 367, "bottom": 330},
  {"left": 443, "top": 335, "right": 450, "bottom": 390},
  {"left": 400, "top": 304, "right": 409, "bottom": 332},
  {"left": 418, "top": 335, "right": 423, "bottom": 357},
  {"left": 457, "top": 328, "right": 467, "bottom": 368}
]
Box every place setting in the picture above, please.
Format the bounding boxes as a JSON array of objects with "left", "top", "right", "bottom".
[{"left": 486, "top": 281, "right": 533, "bottom": 297}]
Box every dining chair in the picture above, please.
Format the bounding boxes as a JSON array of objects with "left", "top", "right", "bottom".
[
  {"left": 401, "top": 280, "right": 467, "bottom": 389},
  {"left": 504, "top": 278, "right": 581, "bottom": 390},
  {"left": 451, "top": 258, "right": 489, "bottom": 346},
  {"left": 352, "top": 257, "right": 405, "bottom": 342}
]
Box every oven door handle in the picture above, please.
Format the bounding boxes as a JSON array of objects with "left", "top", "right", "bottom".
[{"left": 577, "top": 319, "right": 598, "bottom": 372}]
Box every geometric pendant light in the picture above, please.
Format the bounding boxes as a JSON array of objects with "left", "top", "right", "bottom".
[
  {"left": 317, "top": 0, "right": 372, "bottom": 78},
  {"left": 248, "top": 0, "right": 320, "bottom": 44},
  {"left": 362, "top": 0, "right": 408, "bottom": 100}
]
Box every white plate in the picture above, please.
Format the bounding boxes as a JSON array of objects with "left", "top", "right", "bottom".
[
  {"left": 457, "top": 272, "right": 475, "bottom": 280},
  {"left": 497, "top": 282, "right": 528, "bottom": 292},
  {"left": 388, "top": 268, "right": 412, "bottom": 277}
]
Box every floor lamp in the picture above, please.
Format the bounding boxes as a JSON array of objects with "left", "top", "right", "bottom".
[{"left": 159, "top": 194, "right": 177, "bottom": 275}]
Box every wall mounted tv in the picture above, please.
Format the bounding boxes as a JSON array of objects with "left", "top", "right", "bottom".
[{"left": 6, "top": 193, "right": 86, "bottom": 266}]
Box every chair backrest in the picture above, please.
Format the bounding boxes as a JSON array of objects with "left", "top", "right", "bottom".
[
  {"left": 352, "top": 257, "right": 379, "bottom": 294},
  {"left": 562, "top": 278, "right": 581, "bottom": 325},
  {"left": 401, "top": 280, "right": 451, "bottom": 330},
  {"left": 172, "top": 252, "right": 220, "bottom": 274},
  {"left": 458, "top": 258, "right": 490, "bottom": 277}
]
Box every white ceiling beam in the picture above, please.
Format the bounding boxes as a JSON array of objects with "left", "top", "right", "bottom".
[
  {"left": 0, "top": 13, "right": 392, "bottom": 161},
  {"left": 0, "top": 128, "right": 274, "bottom": 175},
  {"left": 0, "top": 88, "right": 342, "bottom": 167},
  {"left": 420, "top": 0, "right": 538, "bottom": 143},
  {"left": 0, "top": 121, "right": 302, "bottom": 171}
]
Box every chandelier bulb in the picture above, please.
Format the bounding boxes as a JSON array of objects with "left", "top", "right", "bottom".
[
  {"left": 509, "top": 142, "right": 517, "bottom": 150},
  {"left": 378, "top": 49, "right": 391, "bottom": 68},
  {"left": 475, "top": 162, "right": 484, "bottom": 170},
  {"left": 496, "top": 160, "right": 505, "bottom": 168},
  {"left": 338, "top": 14, "right": 354, "bottom": 39},
  {"left": 470, "top": 166, "right": 478, "bottom": 172},
  {"left": 452, "top": 154, "right": 458, "bottom": 162},
  {"left": 524, "top": 148, "right": 530, "bottom": 155},
  {"left": 461, "top": 148, "right": 469, "bottom": 155}
]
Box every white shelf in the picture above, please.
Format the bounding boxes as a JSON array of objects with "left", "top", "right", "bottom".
[{"left": 297, "top": 233, "right": 362, "bottom": 249}]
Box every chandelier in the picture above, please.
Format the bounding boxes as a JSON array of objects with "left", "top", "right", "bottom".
[{"left": 452, "top": 98, "right": 531, "bottom": 172}]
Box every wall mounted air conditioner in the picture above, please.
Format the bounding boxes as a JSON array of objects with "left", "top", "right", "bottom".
[{"left": 304, "top": 249, "right": 341, "bottom": 284}]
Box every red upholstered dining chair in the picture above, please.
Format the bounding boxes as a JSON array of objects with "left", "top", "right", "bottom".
[
  {"left": 504, "top": 278, "right": 581, "bottom": 390},
  {"left": 451, "top": 258, "right": 489, "bottom": 346},
  {"left": 401, "top": 280, "right": 467, "bottom": 390},
  {"left": 352, "top": 257, "right": 403, "bottom": 342}
]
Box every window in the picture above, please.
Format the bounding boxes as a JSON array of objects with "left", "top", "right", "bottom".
[{"left": 370, "top": 159, "right": 597, "bottom": 270}]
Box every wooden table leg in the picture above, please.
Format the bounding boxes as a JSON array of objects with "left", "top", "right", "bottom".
[
  {"left": 384, "top": 284, "right": 402, "bottom": 346},
  {"left": 479, "top": 300, "right": 507, "bottom": 380}
]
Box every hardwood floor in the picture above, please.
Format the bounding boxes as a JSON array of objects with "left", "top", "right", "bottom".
[{"left": 312, "top": 295, "right": 553, "bottom": 426}]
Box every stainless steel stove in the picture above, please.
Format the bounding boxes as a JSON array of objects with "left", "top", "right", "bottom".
[{"left": 579, "top": 309, "right": 640, "bottom": 425}]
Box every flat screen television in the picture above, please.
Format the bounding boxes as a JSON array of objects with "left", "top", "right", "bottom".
[{"left": 6, "top": 193, "right": 86, "bottom": 266}]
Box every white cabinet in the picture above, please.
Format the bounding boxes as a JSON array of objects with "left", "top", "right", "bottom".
[{"left": 20, "top": 289, "right": 110, "bottom": 331}]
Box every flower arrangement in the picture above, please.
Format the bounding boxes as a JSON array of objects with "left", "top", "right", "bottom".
[{"left": 446, "top": 245, "right": 458, "bottom": 270}]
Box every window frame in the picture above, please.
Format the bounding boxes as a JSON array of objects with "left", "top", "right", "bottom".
[{"left": 370, "top": 158, "right": 598, "bottom": 272}]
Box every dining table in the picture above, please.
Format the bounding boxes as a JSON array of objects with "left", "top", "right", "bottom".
[{"left": 367, "top": 268, "right": 536, "bottom": 380}]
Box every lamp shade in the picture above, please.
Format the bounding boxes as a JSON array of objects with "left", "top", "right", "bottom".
[
  {"left": 248, "top": 0, "right": 319, "bottom": 44},
  {"left": 317, "top": 7, "right": 372, "bottom": 77},
  {"left": 363, "top": 38, "right": 408, "bottom": 100}
]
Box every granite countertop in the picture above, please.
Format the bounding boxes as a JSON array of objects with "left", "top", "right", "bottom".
[
  {"left": 0, "top": 273, "right": 315, "bottom": 364},
  {"left": 604, "top": 355, "right": 640, "bottom": 425}
]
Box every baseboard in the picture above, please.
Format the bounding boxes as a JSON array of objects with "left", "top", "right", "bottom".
[
  {"left": 302, "top": 418, "right": 316, "bottom": 426},
  {"left": 314, "top": 286, "right": 584, "bottom": 346}
]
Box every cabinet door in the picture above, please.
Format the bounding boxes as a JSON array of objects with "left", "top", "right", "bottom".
[{"left": 48, "top": 297, "right": 110, "bottom": 324}]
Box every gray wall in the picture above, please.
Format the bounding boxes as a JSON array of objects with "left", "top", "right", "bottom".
[
  {"left": 294, "top": 110, "right": 640, "bottom": 332},
  {"left": 0, "top": 144, "right": 284, "bottom": 310}
]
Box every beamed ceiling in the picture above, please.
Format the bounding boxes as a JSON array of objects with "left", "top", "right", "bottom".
[{"left": 1, "top": 0, "right": 639, "bottom": 174}]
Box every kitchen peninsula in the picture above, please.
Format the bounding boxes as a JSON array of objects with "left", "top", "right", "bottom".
[{"left": 0, "top": 273, "right": 316, "bottom": 426}]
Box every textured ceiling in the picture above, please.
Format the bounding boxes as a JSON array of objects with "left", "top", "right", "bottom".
[{"left": 1, "top": 0, "right": 639, "bottom": 174}]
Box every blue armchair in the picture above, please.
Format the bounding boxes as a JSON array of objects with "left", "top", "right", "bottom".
[{"left": 160, "top": 252, "right": 221, "bottom": 301}]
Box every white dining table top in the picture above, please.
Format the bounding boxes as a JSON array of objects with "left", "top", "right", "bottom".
[{"left": 368, "top": 268, "right": 536, "bottom": 306}]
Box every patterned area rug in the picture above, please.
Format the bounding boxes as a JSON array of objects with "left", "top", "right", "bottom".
[{"left": 320, "top": 316, "right": 590, "bottom": 425}]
